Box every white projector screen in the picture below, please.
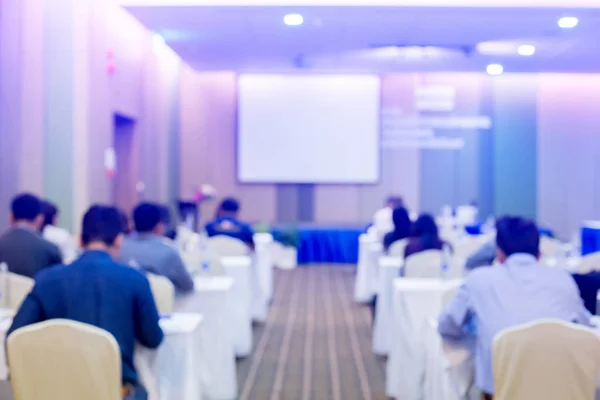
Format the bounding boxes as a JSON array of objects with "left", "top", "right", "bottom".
[{"left": 237, "top": 74, "right": 381, "bottom": 184}]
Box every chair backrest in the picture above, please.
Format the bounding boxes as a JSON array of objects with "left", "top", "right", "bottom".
[
  {"left": 539, "top": 236, "right": 563, "bottom": 260},
  {"left": 493, "top": 320, "right": 600, "bottom": 400},
  {"left": 207, "top": 236, "right": 250, "bottom": 258},
  {"left": 577, "top": 252, "right": 600, "bottom": 274},
  {"left": 404, "top": 250, "right": 443, "bottom": 278},
  {"left": 146, "top": 273, "right": 175, "bottom": 314},
  {"left": 388, "top": 238, "right": 409, "bottom": 258},
  {"left": 7, "top": 319, "right": 122, "bottom": 400},
  {"left": 7, "top": 273, "right": 34, "bottom": 311}
]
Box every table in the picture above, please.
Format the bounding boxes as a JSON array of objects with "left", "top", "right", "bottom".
[
  {"left": 386, "top": 278, "right": 462, "bottom": 400},
  {"left": 176, "top": 277, "right": 237, "bottom": 400},
  {"left": 220, "top": 257, "right": 253, "bottom": 357},
  {"left": 354, "top": 234, "right": 382, "bottom": 303},
  {"left": 0, "top": 311, "right": 204, "bottom": 400},
  {"left": 372, "top": 256, "right": 403, "bottom": 355},
  {"left": 582, "top": 222, "right": 600, "bottom": 256},
  {"left": 272, "top": 225, "right": 364, "bottom": 265},
  {"left": 136, "top": 313, "right": 204, "bottom": 400}
]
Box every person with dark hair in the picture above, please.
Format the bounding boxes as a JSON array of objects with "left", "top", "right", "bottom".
[
  {"left": 206, "top": 197, "right": 254, "bottom": 248},
  {"left": 438, "top": 216, "right": 589, "bottom": 398},
  {"left": 7, "top": 205, "right": 163, "bottom": 400},
  {"left": 404, "top": 214, "right": 446, "bottom": 258},
  {"left": 119, "top": 209, "right": 132, "bottom": 235},
  {"left": 372, "top": 195, "right": 404, "bottom": 240},
  {"left": 383, "top": 207, "right": 412, "bottom": 252},
  {"left": 40, "top": 200, "right": 78, "bottom": 263},
  {"left": 0, "top": 194, "right": 62, "bottom": 278},
  {"left": 119, "top": 203, "right": 194, "bottom": 293}
]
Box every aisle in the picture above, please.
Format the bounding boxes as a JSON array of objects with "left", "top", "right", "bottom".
[{"left": 237, "top": 266, "right": 387, "bottom": 400}]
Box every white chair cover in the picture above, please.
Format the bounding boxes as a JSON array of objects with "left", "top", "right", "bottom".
[
  {"left": 7, "top": 319, "right": 122, "bottom": 400},
  {"left": 354, "top": 233, "right": 381, "bottom": 303},
  {"left": 147, "top": 273, "right": 175, "bottom": 315},
  {"left": 576, "top": 252, "right": 600, "bottom": 274},
  {"left": 493, "top": 320, "right": 600, "bottom": 400},
  {"left": 388, "top": 238, "right": 408, "bottom": 258},
  {"left": 0, "top": 272, "right": 34, "bottom": 311},
  {"left": 404, "top": 250, "right": 443, "bottom": 278},
  {"left": 539, "top": 236, "right": 563, "bottom": 260},
  {"left": 207, "top": 236, "right": 250, "bottom": 275}
]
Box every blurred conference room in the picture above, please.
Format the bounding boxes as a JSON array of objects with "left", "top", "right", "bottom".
[{"left": 2, "top": 0, "right": 600, "bottom": 399}]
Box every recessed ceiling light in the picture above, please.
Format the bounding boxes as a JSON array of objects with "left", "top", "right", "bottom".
[
  {"left": 558, "top": 16, "right": 579, "bottom": 29},
  {"left": 284, "top": 13, "right": 303, "bottom": 26},
  {"left": 517, "top": 44, "right": 536, "bottom": 56},
  {"left": 486, "top": 63, "right": 504, "bottom": 76}
]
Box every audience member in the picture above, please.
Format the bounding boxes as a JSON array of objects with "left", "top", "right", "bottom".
[
  {"left": 206, "top": 197, "right": 255, "bottom": 248},
  {"left": 0, "top": 194, "right": 62, "bottom": 277},
  {"left": 159, "top": 205, "right": 177, "bottom": 240},
  {"left": 7, "top": 205, "right": 163, "bottom": 400},
  {"left": 383, "top": 207, "right": 412, "bottom": 252},
  {"left": 40, "top": 200, "right": 77, "bottom": 263},
  {"left": 438, "top": 216, "right": 589, "bottom": 397},
  {"left": 404, "top": 214, "right": 445, "bottom": 258},
  {"left": 372, "top": 195, "right": 404, "bottom": 240},
  {"left": 120, "top": 203, "right": 194, "bottom": 293}
]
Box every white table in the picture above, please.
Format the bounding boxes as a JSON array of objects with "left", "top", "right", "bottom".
[
  {"left": 254, "top": 233, "right": 274, "bottom": 304},
  {"left": 386, "top": 278, "right": 462, "bottom": 400},
  {"left": 354, "top": 234, "right": 382, "bottom": 303},
  {"left": 137, "top": 313, "right": 204, "bottom": 400},
  {"left": 0, "top": 311, "right": 204, "bottom": 400},
  {"left": 221, "top": 256, "right": 254, "bottom": 357},
  {"left": 372, "top": 256, "right": 403, "bottom": 355},
  {"left": 176, "top": 277, "right": 237, "bottom": 400}
]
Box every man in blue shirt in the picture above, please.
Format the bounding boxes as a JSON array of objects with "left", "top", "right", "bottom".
[
  {"left": 438, "top": 217, "right": 589, "bottom": 398},
  {"left": 120, "top": 203, "right": 194, "bottom": 294},
  {"left": 206, "top": 197, "right": 254, "bottom": 248},
  {"left": 7, "top": 205, "right": 163, "bottom": 400}
]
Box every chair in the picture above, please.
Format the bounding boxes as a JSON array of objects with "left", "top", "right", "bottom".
[
  {"left": 492, "top": 320, "right": 600, "bottom": 400},
  {"left": 7, "top": 319, "right": 122, "bottom": 400},
  {"left": 207, "top": 236, "right": 250, "bottom": 275},
  {"left": 388, "top": 238, "right": 408, "bottom": 258},
  {"left": 539, "top": 236, "right": 563, "bottom": 260},
  {"left": 0, "top": 270, "right": 34, "bottom": 311},
  {"left": 146, "top": 273, "right": 175, "bottom": 314},
  {"left": 576, "top": 251, "right": 600, "bottom": 274},
  {"left": 404, "top": 250, "right": 443, "bottom": 278}
]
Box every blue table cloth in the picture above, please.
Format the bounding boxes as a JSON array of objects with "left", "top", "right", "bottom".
[
  {"left": 465, "top": 224, "right": 553, "bottom": 238},
  {"left": 272, "top": 226, "right": 363, "bottom": 265},
  {"left": 582, "top": 225, "right": 600, "bottom": 256}
]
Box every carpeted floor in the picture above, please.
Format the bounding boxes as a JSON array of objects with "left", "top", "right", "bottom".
[{"left": 237, "top": 266, "right": 388, "bottom": 400}]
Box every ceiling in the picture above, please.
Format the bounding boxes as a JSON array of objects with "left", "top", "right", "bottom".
[{"left": 125, "top": 6, "right": 600, "bottom": 72}]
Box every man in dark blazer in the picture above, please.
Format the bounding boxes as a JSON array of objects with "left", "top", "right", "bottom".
[{"left": 0, "top": 194, "right": 62, "bottom": 278}]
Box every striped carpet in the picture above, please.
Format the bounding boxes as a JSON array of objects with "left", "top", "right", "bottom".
[{"left": 237, "top": 266, "right": 388, "bottom": 400}]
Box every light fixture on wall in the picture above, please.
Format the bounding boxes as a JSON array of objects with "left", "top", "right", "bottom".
[
  {"left": 284, "top": 13, "right": 304, "bottom": 26},
  {"left": 558, "top": 16, "right": 579, "bottom": 28},
  {"left": 517, "top": 44, "right": 536, "bottom": 56},
  {"left": 486, "top": 63, "right": 504, "bottom": 75}
]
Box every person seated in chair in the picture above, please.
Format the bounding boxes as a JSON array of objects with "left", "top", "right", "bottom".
[
  {"left": 438, "top": 217, "right": 590, "bottom": 399},
  {"left": 7, "top": 205, "right": 164, "bottom": 400},
  {"left": 40, "top": 200, "right": 78, "bottom": 264},
  {"left": 0, "top": 193, "right": 62, "bottom": 278},
  {"left": 404, "top": 214, "right": 446, "bottom": 259},
  {"left": 119, "top": 203, "right": 194, "bottom": 294},
  {"left": 383, "top": 207, "right": 412, "bottom": 253},
  {"left": 206, "top": 197, "right": 254, "bottom": 248}
]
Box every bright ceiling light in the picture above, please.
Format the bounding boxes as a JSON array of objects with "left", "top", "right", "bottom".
[
  {"left": 486, "top": 63, "right": 504, "bottom": 76},
  {"left": 284, "top": 13, "right": 303, "bottom": 26},
  {"left": 517, "top": 44, "right": 536, "bottom": 56},
  {"left": 558, "top": 16, "right": 579, "bottom": 28}
]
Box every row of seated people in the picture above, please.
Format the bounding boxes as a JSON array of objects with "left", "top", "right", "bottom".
[{"left": 0, "top": 193, "right": 256, "bottom": 399}]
